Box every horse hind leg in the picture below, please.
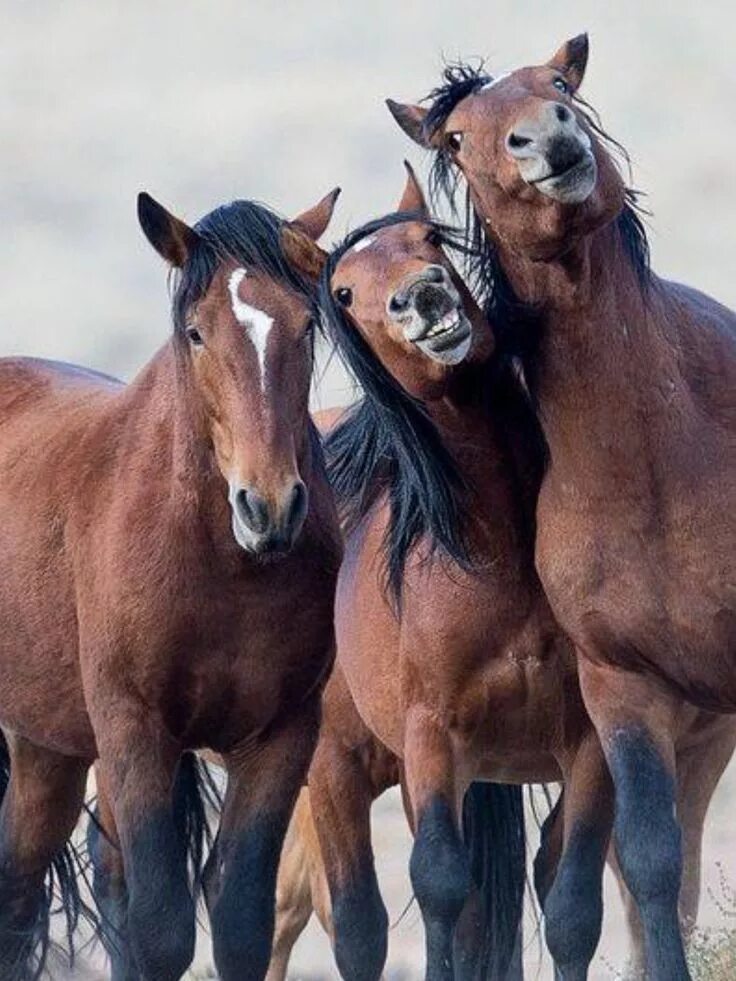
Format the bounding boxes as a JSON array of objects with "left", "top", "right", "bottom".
[{"left": 0, "top": 730, "right": 90, "bottom": 981}]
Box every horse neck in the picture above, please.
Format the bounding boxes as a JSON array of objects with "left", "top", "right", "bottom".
[
  {"left": 112, "top": 341, "right": 227, "bottom": 530},
  {"left": 497, "top": 217, "right": 676, "bottom": 484},
  {"left": 423, "top": 364, "right": 539, "bottom": 543}
]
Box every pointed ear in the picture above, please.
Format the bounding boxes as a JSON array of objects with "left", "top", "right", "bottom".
[
  {"left": 292, "top": 187, "right": 340, "bottom": 241},
  {"left": 397, "top": 161, "right": 429, "bottom": 216},
  {"left": 547, "top": 33, "right": 589, "bottom": 92},
  {"left": 280, "top": 223, "right": 328, "bottom": 282},
  {"left": 386, "top": 99, "right": 436, "bottom": 148},
  {"left": 137, "top": 192, "right": 199, "bottom": 267}
]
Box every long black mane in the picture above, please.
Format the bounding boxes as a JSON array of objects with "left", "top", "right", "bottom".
[
  {"left": 171, "top": 199, "right": 314, "bottom": 333},
  {"left": 320, "top": 211, "right": 475, "bottom": 607},
  {"left": 422, "top": 61, "right": 652, "bottom": 309}
]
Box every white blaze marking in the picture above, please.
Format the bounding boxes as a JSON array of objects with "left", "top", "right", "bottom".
[
  {"left": 481, "top": 72, "right": 510, "bottom": 91},
  {"left": 227, "top": 267, "right": 273, "bottom": 393},
  {"left": 352, "top": 236, "right": 375, "bottom": 253}
]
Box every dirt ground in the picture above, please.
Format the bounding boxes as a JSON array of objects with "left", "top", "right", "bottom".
[{"left": 52, "top": 760, "right": 735, "bottom": 980}]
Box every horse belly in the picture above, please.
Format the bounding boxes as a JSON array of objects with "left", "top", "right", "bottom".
[{"left": 0, "top": 523, "right": 93, "bottom": 755}]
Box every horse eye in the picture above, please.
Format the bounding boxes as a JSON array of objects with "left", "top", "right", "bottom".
[
  {"left": 425, "top": 228, "right": 443, "bottom": 248},
  {"left": 335, "top": 287, "right": 353, "bottom": 308},
  {"left": 553, "top": 76, "right": 569, "bottom": 95},
  {"left": 447, "top": 132, "right": 463, "bottom": 153},
  {"left": 185, "top": 326, "right": 204, "bottom": 347}
]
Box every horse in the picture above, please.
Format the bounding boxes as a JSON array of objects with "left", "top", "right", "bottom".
[
  {"left": 387, "top": 32, "right": 736, "bottom": 981},
  {"left": 277, "top": 162, "right": 618, "bottom": 981},
  {"left": 0, "top": 187, "right": 342, "bottom": 980}
]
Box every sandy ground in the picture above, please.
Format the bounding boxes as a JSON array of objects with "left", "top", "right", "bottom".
[{"left": 4, "top": 1, "right": 736, "bottom": 978}]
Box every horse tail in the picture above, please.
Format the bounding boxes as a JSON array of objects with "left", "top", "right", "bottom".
[
  {"left": 0, "top": 730, "right": 100, "bottom": 981},
  {"left": 171, "top": 751, "right": 223, "bottom": 897},
  {"left": 457, "top": 781, "right": 526, "bottom": 981}
]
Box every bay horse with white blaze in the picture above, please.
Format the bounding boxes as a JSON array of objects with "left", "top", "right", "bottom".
[
  {"left": 389, "top": 33, "right": 736, "bottom": 981},
  {"left": 0, "top": 188, "right": 341, "bottom": 980}
]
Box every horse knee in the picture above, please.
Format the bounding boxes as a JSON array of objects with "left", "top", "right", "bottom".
[
  {"left": 410, "top": 797, "right": 472, "bottom": 927},
  {"left": 332, "top": 870, "right": 388, "bottom": 981}
]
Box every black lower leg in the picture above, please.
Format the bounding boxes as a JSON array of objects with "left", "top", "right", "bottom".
[
  {"left": 610, "top": 730, "right": 690, "bottom": 981},
  {"left": 533, "top": 793, "right": 563, "bottom": 911},
  {"left": 125, "top": 807, "right": 195, "bottom": 981},
  {"left": 0, "top": 867, "right": 46, "bottom": 981},
  {"left": 209, "top": 816, "right": 289, "bottom": 981},
  {"left": 410, "top": 797, "right": 472, "bottom": 981},
  {"left": 332, "top": 856, "right": 388, "bottom": 981},
  {"left": 544, "top": 821, "right": 607, "bottom": 981},
  {"left": 87, "top": 810, "right": 140, "bottom": 981}
]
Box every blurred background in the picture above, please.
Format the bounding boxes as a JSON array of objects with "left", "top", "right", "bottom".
[{"left": 3, "top": 2, "right": 734, "bottom": 978}]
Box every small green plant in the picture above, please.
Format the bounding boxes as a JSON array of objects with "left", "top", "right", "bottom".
[{"left": 688, "top": 865, "right": 736, "bottom": 981}]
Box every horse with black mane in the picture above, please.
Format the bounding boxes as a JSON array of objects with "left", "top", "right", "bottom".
[
  {"left": 388, "top": 33, "right": 736, "bottom": 981},
  {"left": 275, "top": 164, "right": 623, "bottom": 981},
  {"left": 0, "top": 188, "right": 341, "bottom": 980}
]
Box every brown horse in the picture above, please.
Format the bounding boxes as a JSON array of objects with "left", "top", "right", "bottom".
[
  {"left": 280, "top": 163, "right": 614, "bottom": 981},
  {"left": 0, "top": 188, "right": 342, "bottom": 980},
  {"left": 388, "top": 33, "right": 736, "bottom": 981}
]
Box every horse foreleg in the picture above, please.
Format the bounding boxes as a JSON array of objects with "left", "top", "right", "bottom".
[
  {"left": 578, "top": 659, "right": 691, "bottom": 981},
  {"left": 308, "top": 721, "right": 388, "bottom": 981},
  {"left": 0, "top": 732, "right": 89, "bottom": 980},
  {"left": 543, "top": 735, "right": 613, "bottom": 981},
  {"left": 87, "top": 766, "right": 141, "bottom": 981},
  {"left": 265, "top": 788, "right": 319, "bottom": 981},
  {"left": 403, "top": 709, "right": 471, "bottom": 981},
  {"left": 94, "top": 724, "right": 194, "bottom": 981},
  {"left": 205, "top": 696, "right": 320, "bottom": 981}
]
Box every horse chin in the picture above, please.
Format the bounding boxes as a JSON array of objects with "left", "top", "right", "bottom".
[{"left": 527, "top": 153, "right": 598, "bottom": 205}]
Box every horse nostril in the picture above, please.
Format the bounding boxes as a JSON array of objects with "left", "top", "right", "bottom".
[
  {"left": 389, "top": 293, "right": 408, "bottom": 314},
  {"left": 424, "top": 265, "right": 446, "bottom": 284},
  {"left": 555, "top": 103, "right": 571, "bottom": 123},
  {"left": 284, "top": 481, "right": 308, "bottom": 540},
  {"left": 507, "top": 131, "right": 533, "bottom": 152},
  {"left": 235, "top": 487, "right": 269, "bottom": 535}
]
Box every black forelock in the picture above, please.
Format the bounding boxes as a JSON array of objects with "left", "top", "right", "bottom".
[
  {"left": 319, "top": 211, "right": 473, "bottom": 610},
  {"left": 171, "top": 199, "right": 314, "bottom": 333},
  {"left": 422, "top": 61, "right": 491, "bottom": 219}
]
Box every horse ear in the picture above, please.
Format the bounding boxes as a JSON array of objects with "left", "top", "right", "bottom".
[
  {"left": 397, "top": 161, "right": 429, "bottom": 216},
  {"left": 137, "top": 193, "right": 199, "bottom": 268},
  {"left": 280, "top": 223, "right": 328, "bottom": 282},
  {"left": 292, "top": 187, "right": 341, "bottom": 241},
  {"left": 386, "top": 100, "right": 435, "bottom": 148},
  {"left": 547, "top": 33, "right": 589, "bottom": 91}
]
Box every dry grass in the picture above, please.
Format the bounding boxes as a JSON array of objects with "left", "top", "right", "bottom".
[{"left": 688, "top": 867, "right": 736, "bottom": 981}]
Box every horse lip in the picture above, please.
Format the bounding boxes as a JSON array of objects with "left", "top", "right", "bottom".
[
  {"left": 528, "top": 151, "right": 593, "bottom": 186},
  {"left": 527, "top": 150, "right": 595, "bottom": 186}
]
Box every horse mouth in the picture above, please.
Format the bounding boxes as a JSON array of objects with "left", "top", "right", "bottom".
[
  {"left": 414, "top": 309, "right": 472, "bottom": 364},
  {"left": 527, "top": 150, "right": 597, "bottom": 204}
]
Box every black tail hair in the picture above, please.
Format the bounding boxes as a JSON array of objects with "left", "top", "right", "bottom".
[
  {"left": 0, "top": 732, "right": 100, "bottom": 981},
  {"left": 456, "top": 782, "right": 526, "bottom": 980},
  {"left": 171, "top": 751, "right": 223, "bottom": 897}
]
